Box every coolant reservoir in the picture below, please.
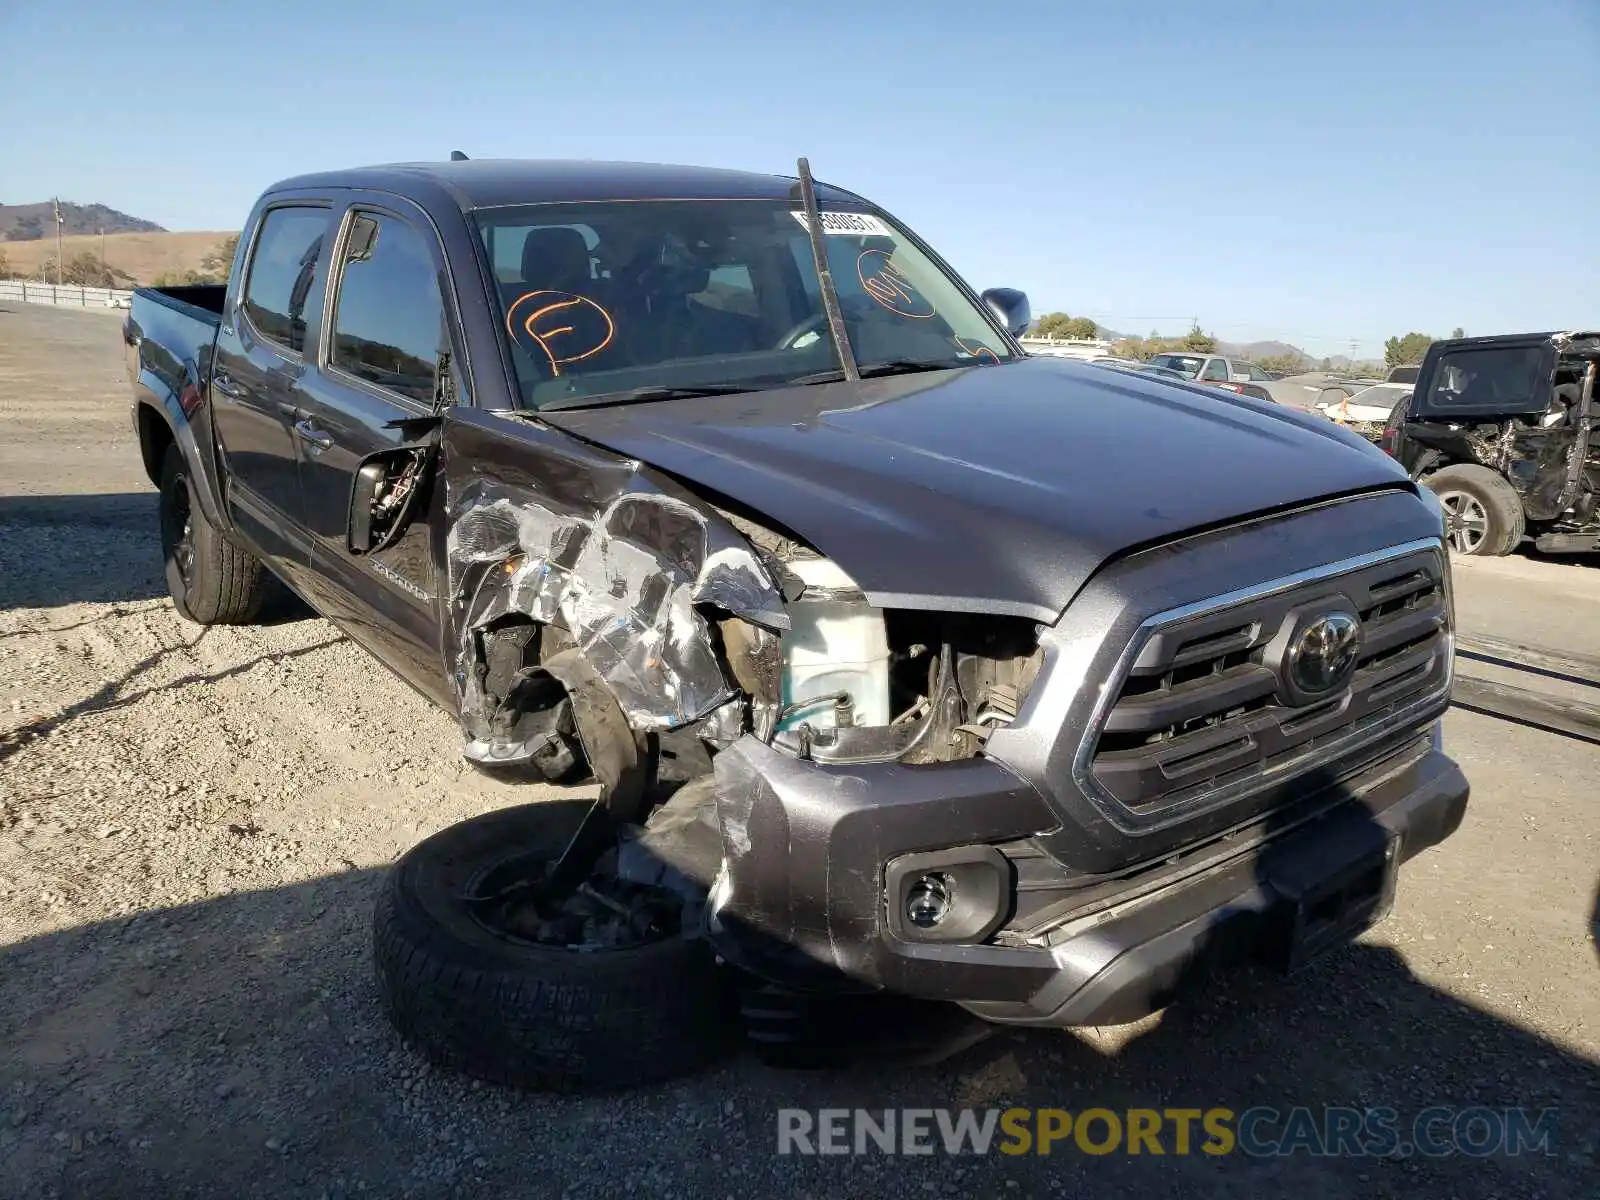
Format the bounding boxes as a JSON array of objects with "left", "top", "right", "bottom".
[{"left": 778, "top": 558, "right": 890, "bottom": 731}]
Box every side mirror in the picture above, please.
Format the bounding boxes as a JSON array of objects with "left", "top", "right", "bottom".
[
  {"left": 981, "top": 287, "right": 1030, "bottom": 338},
  {"left": 347, "top": 462, "right": 387, "bottom": 554}
]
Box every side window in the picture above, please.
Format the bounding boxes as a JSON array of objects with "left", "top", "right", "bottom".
[
  {"left": 242, "top": 207, "right": 328, "bottom": 355},
  {"left": 1200, "top": 358, "right": 1229, "bottom": 382},
  {"left": 329, "top": 212, "right": 443, "bottom": 404},
  {"left": 1425, "top": 347, "right": 1546, "bottom": 414}
]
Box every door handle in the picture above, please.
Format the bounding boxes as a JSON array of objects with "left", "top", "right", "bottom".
[
  {"left": 212, "top": 372, "right": 243, "bottom": 400},
  {"left": 277, "top": 401, "right": 304, "bottom": 419},
  {"left": 293, "top": 418, "right": 335, "bottom": 452}
]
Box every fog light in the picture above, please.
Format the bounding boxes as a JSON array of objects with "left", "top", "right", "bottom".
[{"left": 905, "top": 873, "right": 954, "bottom": 928}]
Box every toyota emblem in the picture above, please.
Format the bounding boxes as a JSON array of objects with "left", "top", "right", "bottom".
[{"left": 1288, "top": 611, "right": 1363, "bottom": 696}]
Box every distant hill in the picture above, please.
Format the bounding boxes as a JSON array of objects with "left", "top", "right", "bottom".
[
  {"left": 0, "top": 201, "right": 166, "bottom": 241},
  {"left": 1, "top": 230, "right": 235, "bottom": 285},
  {"left": 1094, "top": 325, "right": 1318, "bottom": 368},
  {"left": 1215, "top": 339, "right": 1313, "bottom": 365}
]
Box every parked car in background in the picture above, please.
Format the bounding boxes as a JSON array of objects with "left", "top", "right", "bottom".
[
  {"left": 1146, "top": 353, "right": 1277, "bottom": 402},
  {"left": 1314, "top": 382, "right": 1414, "bottom": 441},
  {"left": 1380, "top": 330, "right": 1599, "bottom": 556},
  {"left": 1386, "top": 365, "right": 1420, "bottom": 385},
  {"left": 1319, "top": 383, "right": 1413, "bottom": 422}
]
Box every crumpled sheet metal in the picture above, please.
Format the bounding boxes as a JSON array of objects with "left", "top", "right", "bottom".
[{"left": 447, "top": 478, "right": 788, "bottom": 732}]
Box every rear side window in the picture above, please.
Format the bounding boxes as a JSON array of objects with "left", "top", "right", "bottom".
[
  {"left": 1424, "top": 347, "right": 1547, "bottom": 414},
  {"left": 242, "top": 207, "right": 328, "bottom": 354},
  {"left": 1150, "top": 354, "right": 1204, "bottom": 376},
  {"left": 329, "top": 212, "right": 443, "bottom": 404}
]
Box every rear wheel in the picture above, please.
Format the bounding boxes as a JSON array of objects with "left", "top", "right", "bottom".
[
  {"left": 1423, "top": 464, "right": 1525, "bottom": 557},
  {"left": 158, "top": 445, "right": 266, "bottom": 623}
]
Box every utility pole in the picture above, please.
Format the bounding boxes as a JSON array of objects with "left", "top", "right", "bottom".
[{"left": 53, "top": 198, "right": 64, "bottom": 286}]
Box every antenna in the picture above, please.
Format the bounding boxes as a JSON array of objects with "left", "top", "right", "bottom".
[
  {"left": 449, "top": 150, "right": 470, "bottom": 162},
  {"left": 794, "top": 157, "right": 859, "bottom": 382}
]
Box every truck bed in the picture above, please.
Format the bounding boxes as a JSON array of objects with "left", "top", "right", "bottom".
[
  {"left": 127, "top": 286, "right": 226, "bottom": 411},
  {"left": 137, "top": 283, "right": 227, "bottom": 317}
]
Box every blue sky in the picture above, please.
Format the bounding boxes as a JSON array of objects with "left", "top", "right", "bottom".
[{"left": 3, "top": 0, "right": 1595, "bottom": 358}]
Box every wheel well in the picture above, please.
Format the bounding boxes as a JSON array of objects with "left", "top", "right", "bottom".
[{"left": 137, "top": 404, "right": 174, "bottom": 485}]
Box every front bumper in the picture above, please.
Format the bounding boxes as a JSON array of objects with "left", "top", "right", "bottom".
[{"left": 705, "top": 730, "right": 1468, "bottom": 1028}]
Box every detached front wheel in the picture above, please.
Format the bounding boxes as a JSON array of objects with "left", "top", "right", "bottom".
[
  {"left": 373, "top": 800, "right": 735, "bottom": 1092},
  {"left": 1423, "top": 464, "right": 1525, "bottom": 557},
  {"left": 158, "top": 444, "right": 266, "bottom": 623}
]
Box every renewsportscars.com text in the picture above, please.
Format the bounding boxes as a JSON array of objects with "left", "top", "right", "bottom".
[{"left": 776, "top": 1106, "right": 1559, "bottom": 1158}]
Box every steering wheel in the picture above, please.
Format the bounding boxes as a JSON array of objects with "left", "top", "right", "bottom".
[{"left": 775, "top": 312, "right": 829, "bottom": 351}]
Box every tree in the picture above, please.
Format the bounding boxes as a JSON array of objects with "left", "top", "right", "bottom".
[
  {"left": 1256, "top": 352, "right": 1307, "bottom": 376},
  {"left": 1183, "top": 323, "right": 1217, "bottom": 353},
  {"left": 1383, "top": 332, "right": 1434, "bottom": 369},
  {"left": 1450, "top": 326, "right": 1465, "bottom": 339},
  {"left": 32, "top": 252, "right": 134, "bottom": 287},
  {"left": 1031, "top": 311, "right": 1099, "bottom": 341},
  {"left": 196, "top": 234, "right": 240, "bottom": 283},
  {"left": 0, "top": 246, "right": 9, "bottom": 278}
]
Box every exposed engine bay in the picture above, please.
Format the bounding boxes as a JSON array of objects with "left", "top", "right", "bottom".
[{"left": 451, "top": 485, "right": 1043, "bottom": 793}]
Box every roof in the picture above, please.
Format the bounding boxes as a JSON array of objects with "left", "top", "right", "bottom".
[{"left": 264, "top": 158, "right": 866, "bottom": 211}]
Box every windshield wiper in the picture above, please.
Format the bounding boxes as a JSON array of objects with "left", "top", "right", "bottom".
[
  {"left": 538, "top": 384, "right": 754, "bottom": 412},
  {"left": 792, "top": 359, "right": 960, "bottom": 386}
]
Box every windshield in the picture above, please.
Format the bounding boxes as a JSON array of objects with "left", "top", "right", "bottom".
[
  {"left": 474, "top": 200, "right": 1016, "bottom": 408},
  {"left": 1148, "top": 354, "right": 1205, "bottom": 377}
]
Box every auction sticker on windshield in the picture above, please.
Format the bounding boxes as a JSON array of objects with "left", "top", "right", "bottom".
[{"left": 790, "top": 210, "right": 890, "bottom": 236}]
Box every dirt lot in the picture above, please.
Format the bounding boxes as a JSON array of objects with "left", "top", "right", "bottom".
[{"left": 1, "top": 302, "right": 1596, "bottom": 1199}]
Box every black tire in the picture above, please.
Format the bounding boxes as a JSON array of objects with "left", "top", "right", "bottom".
[
  {"left": 1423, "top": 464, "right": 1525, "bottom": 557},
  {"left": 373, "top": 800, "right": 735, "bottom": 1092},
  {"left": 158, "top": 444, "right": 265, "bottom": 624}
]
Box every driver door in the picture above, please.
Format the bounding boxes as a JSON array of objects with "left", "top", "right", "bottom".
[{"left": 292, "top": 202, "right": 458, "bottom": 707}]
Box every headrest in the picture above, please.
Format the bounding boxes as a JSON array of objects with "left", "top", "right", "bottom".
[{"left": 521, "top": 227, "right": 591, "bottom": 290}]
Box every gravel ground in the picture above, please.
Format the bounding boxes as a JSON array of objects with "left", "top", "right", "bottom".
[{"left": 1, "top": 303, "right": 1596, "bottom": 1199}]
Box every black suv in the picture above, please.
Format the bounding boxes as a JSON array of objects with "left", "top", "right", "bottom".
[{"left": 1382, "top": 331, "right": 1599, "bottom": 556}]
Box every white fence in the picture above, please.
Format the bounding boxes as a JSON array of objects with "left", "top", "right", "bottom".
[{"left": 0, "top": 279, "right": 136, "bottom": 309}]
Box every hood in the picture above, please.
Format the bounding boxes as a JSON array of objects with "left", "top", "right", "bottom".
[{"left": 540, "top": 358, "right": 1409, "bottom": 622}]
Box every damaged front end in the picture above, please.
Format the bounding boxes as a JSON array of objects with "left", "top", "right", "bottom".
[{"left": 436, "top": 406, "right": 1053, "bottom": 986}]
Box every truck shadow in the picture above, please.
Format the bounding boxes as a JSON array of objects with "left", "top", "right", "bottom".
[
  {"left": 1, "top": 790, "right": 1594, "bottom": 1197},
  {"left": 0, "top": 491, "right": 313, "bottom": 620},
  {"left": 0, "top": 493, "right": 167, "bottom": 609}
]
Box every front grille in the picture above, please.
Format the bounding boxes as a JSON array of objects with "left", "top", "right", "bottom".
[{"left": 1079, "top": 543, "right": 1451, "bottom": 826}]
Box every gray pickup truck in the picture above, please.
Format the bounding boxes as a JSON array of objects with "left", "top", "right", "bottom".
[{"left": 124, "top": 155, "right": 1468, "bottom": 1091}]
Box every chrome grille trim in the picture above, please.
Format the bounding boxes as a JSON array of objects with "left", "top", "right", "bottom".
[{"left": 1069, "top": 537, "right": 1454, "bottom": 836}]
